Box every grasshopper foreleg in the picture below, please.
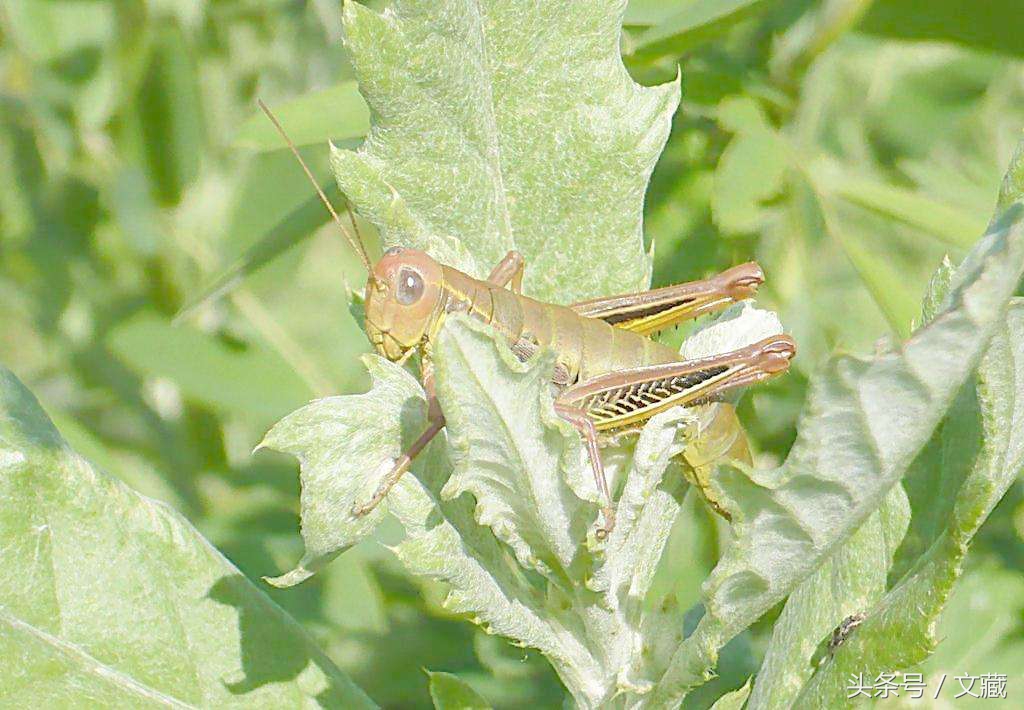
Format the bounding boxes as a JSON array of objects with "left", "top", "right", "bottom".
[
  {"left": 352, "top": 361, "right": 446, "bottom": 518},
  {"left": 352, "top": 251, "right": 524, "bottom": 518},
  {"left": 350, "top": 410, "right": 445, "bottom": 517}
]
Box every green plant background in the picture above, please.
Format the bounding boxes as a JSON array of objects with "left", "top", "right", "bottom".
[{"left": 2, "top": 0, "right": 1023, "bottom": 707}]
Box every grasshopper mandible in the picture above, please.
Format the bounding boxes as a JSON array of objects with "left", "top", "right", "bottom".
[{"left": 260, "top": 101, "right": 795, "bottom": 538}]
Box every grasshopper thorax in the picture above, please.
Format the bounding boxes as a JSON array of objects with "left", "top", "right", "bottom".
[{"left": 365, "top": 247, "right": 445, "bottom": 361}]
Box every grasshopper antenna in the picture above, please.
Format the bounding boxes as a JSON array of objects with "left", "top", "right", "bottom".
[{"left": 257, "top": 98, "right": 375, "bottom": 276}]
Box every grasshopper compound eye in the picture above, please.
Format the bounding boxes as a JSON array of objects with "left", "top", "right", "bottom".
[{"left": 396, "top": 268, "right": 425, "bottom": 305}]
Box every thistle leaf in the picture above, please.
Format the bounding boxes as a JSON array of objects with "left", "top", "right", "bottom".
[
  {"left": 651, "top": 147, "right": 1024, "bottom": 706},
  {"left": 794, "top": 300, "right": 1024, "bottom": 704},
  {"left": 264, "top": 285, "right": 787, "bottom": 707},
  {"left": 332, "top": 0, "right": 679, "bottom": 303},
  {"left": 0, "top": 367, "right": 374, "bottom": 708},
  {"left": 433, "top": 315, "right": 598, "bottom": 582},
  {"left": 260, "top": 355, "right": 430, "bottom": 586}
]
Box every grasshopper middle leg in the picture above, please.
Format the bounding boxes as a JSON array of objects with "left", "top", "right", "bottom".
[
  {"left": 554, "top": 402, "right": 617, "bottom": 539},
  {"left": 487, "top": 250, "right": 524, "bottom": 292}
]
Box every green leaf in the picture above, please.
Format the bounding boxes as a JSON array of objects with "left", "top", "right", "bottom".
[
  {"left": 107, "top": 313, "right": 314, "bottom": 423},
  {"left": 136, "top": 24, "right": 204, "bottom": 205},
  {"left": 428, "top": 313, "right": 781, "bottom": 706},
  {"left": 262, "top": 327, "right": 605, "bottom": 702},
  {"left": 629, "top": 0, "right": 770, "bottom": 60},
  {"left": 746, "top": 486, "right": 909, "bottom": 709},
  {"left": 332, "top": 0, "right": 679, "bottom": 303},
  {"left": 175, "top": 184, "right": 341, "bottom": 321},
  {"left": 795, "top": 298, "right": 1024, "bottom": 703},
  {"left": 819, "top": 194, "right": 921, "bottom": 338},
  {"left": 623, "top": 0, "right": 681, "bottom": 27},
  {"left": 433, "top": 316, "right": 599, "bottom": 582},
  {"left": 711, "top": 97, "right": 790, "bottom": 235},
  {"left": 0, "top": 366, "right": 375, "bottom": 708},
  {"left": 651, "top": 145, "right": 1024, "bottom": 706},
  {"left": 813, "top": 162, "right": 986, "bottom": 250},
  {"left": 709, "top": 677, "right": 752, "bottom": 710},
  {"left": 260, "top": 355, "right": 431, "bottom": 586},
  {"left": 222, "top": 145, "right": 334, "bottom": 257},
  {"left": 234, "top": 82, "right": 370, "bottom": 151},
  {"left": 2, "top": 0, "right": 113, "bottom": 62},
  {"left": 861, "top": 0, "right": 1024, "bottom": 59},
  {"left": 427, "top": 670, "right": 492, "bottom": 710},
  {"left": 921, "top": 564, "right": 1024, "bottom": 700}
]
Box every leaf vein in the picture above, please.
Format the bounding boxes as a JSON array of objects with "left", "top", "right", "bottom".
[{"left": 0, "top": 607, "right": 198, "bottom": 709}]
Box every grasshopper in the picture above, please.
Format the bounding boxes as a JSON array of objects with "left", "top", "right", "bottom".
[{"left": 260, "top": 102, "right": 795, "bottom": 537}]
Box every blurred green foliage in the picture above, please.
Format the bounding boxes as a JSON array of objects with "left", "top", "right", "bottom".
[{"left": 2, "top": 1, "right": 1022, "bottom": 706}]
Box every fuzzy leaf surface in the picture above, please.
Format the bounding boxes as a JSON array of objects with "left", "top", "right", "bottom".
[
  {"left": 652, "top": 145, "right": 1024, "bottom": 705},
  {"left": 332, "top": 0, "right": 679, "bottom": 303},
  {"left": 261, "top": 335, "right": 602, "bottom": 704},
  {"left": 260, "top": 356, "right": 431, "bottom": 586},
  {"left": 795, "top": 299, "right": 1024, "bottom": 705},
  {"left": 425, "top": 308, "right": 783, "bottom": 705},
  {"left": 0, "top": 367, "right": 374, "bottom": 708},
  {"left": 747, "top": 486, "right": 909, "bottom": 709},
  {"left": 432, "top": 315, "right": 598, "bottom": 583}
]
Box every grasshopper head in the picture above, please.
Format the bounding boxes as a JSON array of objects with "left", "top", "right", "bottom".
[{"left": 364, "top": 247, "right": 444, "bottom": 361}]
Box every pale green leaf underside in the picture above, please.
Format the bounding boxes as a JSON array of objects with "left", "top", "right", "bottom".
[
  {"left": 234, "top": 81, "right": 369, "bottom": 151},
  {"left": 0, "top": 367, "right": 374, "bottom": 709},
  {"left": 651, "top": 147, "right": 1024, "bottom": 705},
  {"left": 795, "top": 300, "right": 1024, "bottom": 704},
  {"left": 333, "top": 0, "right": 679, "bottom": 304},
  {"left": 433, "top": 316, "right": 599, "bottom": 582},
  {"left": 260, "top": 354, "right": 431, "bottom": 586},
  {"left": 260, "top": 342, "right": 606, "bottom": 702},
  {"left": 747, "top": 486, "right": 909, "bottom": 709}
]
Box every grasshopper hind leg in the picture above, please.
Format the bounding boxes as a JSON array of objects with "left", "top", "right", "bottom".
[
  {"left": 558, "top": 335, "right": 795, "bottom": 528},
  {"left": 554, "top": 402, "right": 617, "bottom": 539}
]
